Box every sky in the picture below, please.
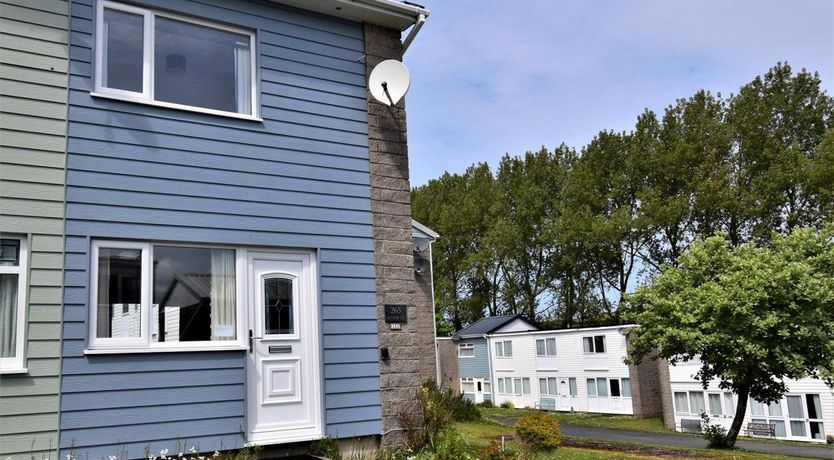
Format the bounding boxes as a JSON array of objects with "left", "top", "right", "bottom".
[{"left": 402, "top": 0, "right": 834, "bottom": 187}]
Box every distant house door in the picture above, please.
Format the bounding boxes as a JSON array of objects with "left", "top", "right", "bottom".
[
  {"left": 246, "top": 251, "right": 322, "bottom": 445},
  {"left": 557, "top": 379, "right": 570, "bottom": 411}
]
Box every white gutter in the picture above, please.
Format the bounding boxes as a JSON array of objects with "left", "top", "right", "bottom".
[{"left": 401, "top": 13, "right": 426, "bottom": 54}]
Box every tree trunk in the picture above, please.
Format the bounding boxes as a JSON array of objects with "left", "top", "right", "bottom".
[{"left": 725, "top": 385, "right": 750, "bottom": 448}]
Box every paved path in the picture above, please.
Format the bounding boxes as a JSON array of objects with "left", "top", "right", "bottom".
[{"left": 491, "top": 416, "right": 833, "bottom": 459}]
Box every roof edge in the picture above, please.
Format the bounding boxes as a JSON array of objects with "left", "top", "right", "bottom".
[
  {"left": 411, "top": 219, "right": 439, "bottom": 240},
  {"left": 271, "top": 0, "right": 429, "bottom": 31}
]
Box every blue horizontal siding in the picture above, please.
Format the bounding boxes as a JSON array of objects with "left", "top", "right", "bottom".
[
  {"left": 459, "top": 339, "right": 491, "bottom": 379},
  {"left": 60, "top": 0, "right": 381, "bottom": 456}
]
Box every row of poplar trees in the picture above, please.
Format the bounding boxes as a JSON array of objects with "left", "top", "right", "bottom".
[{"left": 412, "top": 63, "right": 834, "bottom": 335}]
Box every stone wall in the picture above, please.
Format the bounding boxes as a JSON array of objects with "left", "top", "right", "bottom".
[
  {"left": 435, "top": 339, "right": 460, "bottom": 393},
  {"left": 626, "top": 334, "right": 665, "bottom": 418},
  {"left": 365, "top": 23, "right": 436, "bottom": 448},
  {"left": 658, "top": 359, "right": 676, "bottom": 429}
]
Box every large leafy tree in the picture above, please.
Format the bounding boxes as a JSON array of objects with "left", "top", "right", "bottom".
[
  {"left": 492, "top": 147, "right": 570, "bottom": 319},
  {"left": 728, "top": 63, "right": 834, "bottom": 240},
  {"left": 623, "top": 226, "right": 834, "bottom": 447}
]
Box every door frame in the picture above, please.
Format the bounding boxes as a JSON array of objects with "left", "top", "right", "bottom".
[{"left": 243, "top": 249, "right": 324, "bottom": 446}]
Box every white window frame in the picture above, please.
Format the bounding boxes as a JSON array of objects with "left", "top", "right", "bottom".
[
  {"left": 583, "top": 335, "right": 606, "bottom": 354},
  {"left": 494, "top": 340, "right": 512, "bottom": 358},
  {"left": 0, "top": 236, "right": 29, "bottom": 373},
  {"left": 87, "top": 240, "right": 247, "bottom": 353},
  {"left": 93, "top": 0, "right": 261, "bottom": 121},
  {"left": 458, "top": 343, "right": 475, "bottom": 358},
  {"left": 536, "top": 337, "right": 556, "bottom": 357}
]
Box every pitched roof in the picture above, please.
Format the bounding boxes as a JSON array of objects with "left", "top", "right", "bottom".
[{"left": 452, "top": 314, "right": 536, "bottom": 339}]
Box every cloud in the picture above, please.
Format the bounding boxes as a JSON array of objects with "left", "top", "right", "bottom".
[{"left": 403, "top": 0, "right": 834, "bottom": 186}]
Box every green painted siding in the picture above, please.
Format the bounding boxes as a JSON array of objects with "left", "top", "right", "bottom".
[{"left": 0, "top": 0, "right": 69, "bottom": 457}]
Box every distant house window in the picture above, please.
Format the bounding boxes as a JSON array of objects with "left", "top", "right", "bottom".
[
  {"left": 88, "top": 241, "right": 242, "bottom": 351},
  {"left": 0, "top": 237, "right": 28, "bottom": 372},
  {"left": 536, "top": 338, "right": 556, "bottom": 356},
  {"left": 674, "top": 392, "right": 689, "bottom": 414},
  {"left": 582, "top": 335, "right": 606, "bottom": 354},
  {"left": 94, "top": 1, "right": 258, "bottom": 118},
  {"left": 460, "top": 379, "right": 475, "bottom": 394},
  {"left": 497, "top": 378, "right": 505, "bottom": 394},
  {"left": 495, "top": 340, "right": 512, "bottom": 358},
  {"left": 568, "top": 377, "right": 578, "bottom": 396},
  {"left": 539, "top": 377, "right": 559, "bottom": 396},
  {"left": 458, "top": 343, "right": 475, "bottom": 357}
]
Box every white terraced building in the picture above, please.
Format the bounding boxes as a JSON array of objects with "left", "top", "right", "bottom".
[
  {"left": 487, "top": 325, "right": 642, "bottom": 415},
  {"left": 667, "top": 360, "right": 833, "bottom": 442}
]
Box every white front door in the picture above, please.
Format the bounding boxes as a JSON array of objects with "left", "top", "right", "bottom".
[
  {"left": 557, "top": 379, "right": 570, "bottom": 411},
  {"left": 246, "top": 251, "right": 322, "bottom": 445}
]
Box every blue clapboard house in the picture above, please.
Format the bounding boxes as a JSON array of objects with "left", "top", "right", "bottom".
[{"left": 23, "top": 0, "right": 437, "bottom": 458}]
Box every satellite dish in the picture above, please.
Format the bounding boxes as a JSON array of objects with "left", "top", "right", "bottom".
[
  {"left": 369, "top": 59, "right": 410, "bottom": 106},
  {"left": 413, "top": 237, "right": 430, "bottom": 252},
  {"left": 414, "top": 257, "right": 430, "bottom": 274}
]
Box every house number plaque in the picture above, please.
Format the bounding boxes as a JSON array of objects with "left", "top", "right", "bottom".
[{"left": 384, "top": 304, "right": 407, "bottom": 324}]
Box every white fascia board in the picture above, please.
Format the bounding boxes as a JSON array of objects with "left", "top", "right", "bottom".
[
  {"left": 272, "top": 0, "right": 429, "bottom": 31},
  {"left": 487, "top": 324, "right": 638, "bottom": 338},
  {"left": 411, "top": 219, "right": 439, "bottom": 240}
]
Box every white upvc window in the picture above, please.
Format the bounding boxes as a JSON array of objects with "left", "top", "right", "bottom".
[
  {"left": 458, "top": 343, "right": 475, "bottom": 358},
  {"left": 582, "top": 335, "right": 606, "bottom": 354},
  {"left": 535, "top": 337, "right": 556, "bottom": 356},
  {"left": 87, "top": 240, "right": 246, "bottom": 353},
  {"left": 495, "top": 340, "right": 512, "bottom": 358},
  {"left": 0, "top": 236, "right": 28, "bottom": 373},
  {"left": 94, "top": 0, "right": 259, "bottom": 120}
]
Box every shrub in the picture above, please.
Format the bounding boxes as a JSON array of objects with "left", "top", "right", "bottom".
[
  {"left": 474, "top": 440, "right": 519, "bottom": 460},
  {"left": 515, "top": 412, "right": 561, "bottom": 451},
  {"left": 397, "top": 380, "right": 480, "bottom": 451},
  {"left": 827, "top": 434, "right": 833, "bottom": 444},
  {"left": 310, "top": 436, "right": 342, "bottom": 459},
  {"left": 478, "top": 400, "right": 494, "bottom": 408},
  {"left": 700, "top": 413, "right": 729, "bottom": 448},
  {"left": 500, "top": 401, "right": 515, "bottom": 410}
]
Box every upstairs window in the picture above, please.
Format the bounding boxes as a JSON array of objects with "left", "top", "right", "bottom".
[
  {"left": 494, "top": 340, "right": 512, "bottom": 358},
  {"left": 458, "top": 343, "right": 475, "bottom": 357},
  {"left": 0, "top": 237, "right": 28, "bottom": 372},
  {"left": 535, "top": 337, "right": 556, "bottom": 356},
  {"left": 583, "top": 335, "right": 606, "bottom": 354},
  {"left": 95, "top": 1, "right": 257, "bottom": 118}
]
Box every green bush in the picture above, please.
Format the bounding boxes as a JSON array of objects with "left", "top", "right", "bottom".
[
  {"left": 500, "top": 401, "right": 514, "bottom": 410},
  {"left": 700, "top": 413, "right": 729, "bottom": 448},
  {"left": 515, "top": 412, "right": 561, "bottom": 451},
  {"left": 478, "top": 400, "right": 494, "bottom": 408},
  {"left": 397, "top": 380, "right": 481, "bottom": 451}
]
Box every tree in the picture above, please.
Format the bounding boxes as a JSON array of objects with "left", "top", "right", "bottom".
[
  {"left": 728, "top": 63, "right": 834, "bottom": 240},
  {"left": 623, "top": 226, "right": 834, "bottom": 447},
  {"left": 412, "top": 164, "right": 499, "bottom": 331},
  {"left": 492, "top": 147, "right": 570, "bottom": 319}
]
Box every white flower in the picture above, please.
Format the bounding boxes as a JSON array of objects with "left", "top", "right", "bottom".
[
  {"left": 189, "top": 447, "right": 197, "bottom": 454},
  {"left": 212, "top": 452, "right": 220, "bottom": 458},
  {"left": 109, "top": 456, "right": 118, "bottom": 460}
]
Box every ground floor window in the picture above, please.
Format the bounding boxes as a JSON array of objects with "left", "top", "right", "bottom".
[
  {"left": 750, "top": 394, "right": 825, "bottom": 440},
  {"left": 539, "top": 377, "right": 558, "bottom": 396},
  {"left": 0, "top": 236, "right": 28, "bottom": 372},
  {"left": 460, "top": 378, "right": 475, "bottom": 394},
  {"left": 89, "top": 240, "right": 243, "bottom": 351}
]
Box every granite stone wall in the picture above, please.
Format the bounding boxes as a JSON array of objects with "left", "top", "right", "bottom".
[
  {"left": 365, "top": 23, "right": 436, "bottom": 447},
  {"left": 435, "top": 339, "right": 460, "bottom": 393}
]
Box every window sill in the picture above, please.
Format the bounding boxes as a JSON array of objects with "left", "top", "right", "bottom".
[
  {"left": 0, "top": 367, "right": 28, "bottom": 375},
  {"left": 84, "top": 345, "right": 247, "bottom": 355},
  {"left": 90, "top": 92, "right": 264, "bottom": 122}
]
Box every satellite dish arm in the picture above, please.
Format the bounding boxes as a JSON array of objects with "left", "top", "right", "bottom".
[{"left": 401, "top": 13, "right": 426, "bottom": 55}]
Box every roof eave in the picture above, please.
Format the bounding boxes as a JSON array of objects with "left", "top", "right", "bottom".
[{"left": 271, "top": 0, "right": 429, "bottom": 31}]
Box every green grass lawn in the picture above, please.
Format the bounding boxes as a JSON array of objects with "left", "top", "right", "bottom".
[
  {"left": 456, "top": 417, "right": 810, "bottom": 459},
  {"left": 479, "top": 406, "right": 833, "bottom": 450},
  {"left": 480, "top": 406, "right": 670, "bottom": 433}
]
